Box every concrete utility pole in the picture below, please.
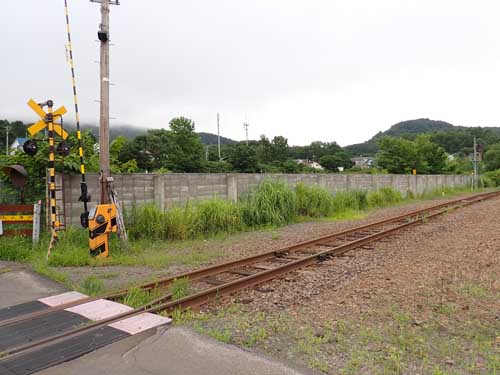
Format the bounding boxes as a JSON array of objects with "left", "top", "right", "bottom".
[
  {"left": 5, "top": 125, "right": 10, "bottom": 155},
  {"left": 243, "top": 122, "right": 249, "bottom": 146},
  {"left": 91, "top": 0, "right": 119, "bottom": 203},
  {"left": 473, "top": 136, "right": 478, "bottom": 189},
  {"left": 217, "top": 113, "right": 221, "bottom": 160}
]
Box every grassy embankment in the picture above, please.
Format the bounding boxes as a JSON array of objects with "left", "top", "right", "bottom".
[{"left": 0, "top": 180, "right": 484, "bottom": 294}]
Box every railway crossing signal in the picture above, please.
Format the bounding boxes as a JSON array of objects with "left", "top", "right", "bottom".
[{"left": 27, "top": 99, "right": 69, "bottom": 140}]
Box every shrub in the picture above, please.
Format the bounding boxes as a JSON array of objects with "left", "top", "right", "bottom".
[
  {"left": 295, "top": 183, "right": 334, "bottom": 217},
  {"left": 483, "top": 170, "right": 500, "bottom": 187},
  {"left": 242, "top": 180, "right": 297, "bottom": 226}
]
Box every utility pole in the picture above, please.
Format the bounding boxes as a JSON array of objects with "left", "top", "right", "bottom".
[
  {"left": 243, "top": 122, "right": 249, "bottom": 146},
  {"left": 217, "top": 113, "right": 221, "bottom": 160},
  {"left": 90, "top": 0, "right": 119, "bottom": 203},
  {"left": 5, "top": 125, "right": 10, "bottom": 155},
  {"left": 473, "top": 136, "right": 478, "bottom": 189}
]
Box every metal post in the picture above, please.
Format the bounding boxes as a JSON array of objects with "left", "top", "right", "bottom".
[{"left": 217, "top": 113, "right": 221, "bottom": 160}]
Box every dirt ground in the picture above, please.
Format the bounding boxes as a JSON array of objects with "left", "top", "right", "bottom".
[{"left": 175, "top": 195, "right": 500, "bottom": 374}]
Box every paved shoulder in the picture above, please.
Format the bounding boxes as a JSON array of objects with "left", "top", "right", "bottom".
[
  {"left": 40, "top": 326, "right": 316, "bottom": 375},
  {"left": 0, "top": 262, "right": 65, "bottom": 308}
]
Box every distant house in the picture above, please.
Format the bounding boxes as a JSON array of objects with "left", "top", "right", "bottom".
[
  {"left": 295, "top": 159, "right": 324, "bottom": 170},
  {"left": 351, "top": 156, "right": 374, "bottom": 169},
  {"left": 9, "top": 138, "right": 27, "bottom": 155}
]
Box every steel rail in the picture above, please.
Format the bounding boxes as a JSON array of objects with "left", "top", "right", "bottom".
[
  {"left": 2, "top": 190, "right": 497, "bottom": 361},
  {"left": 0, "top": 190, "right": 497, "bottom": 330}
]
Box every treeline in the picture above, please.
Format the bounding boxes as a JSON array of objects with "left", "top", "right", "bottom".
[
  {"left": 3, "top": 117, "right": 500, "bottom": 183},
  {"left": 109, "top": 117, "right": 353, "bottom": 174}
]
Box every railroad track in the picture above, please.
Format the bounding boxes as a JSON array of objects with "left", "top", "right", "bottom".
[{"left": 1, "top": 190, "right": 498, "bottom": 369}]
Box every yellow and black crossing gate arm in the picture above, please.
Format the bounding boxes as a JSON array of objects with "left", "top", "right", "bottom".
[{"left": 63, "top": 0, "right": 91, "bottom": 228}]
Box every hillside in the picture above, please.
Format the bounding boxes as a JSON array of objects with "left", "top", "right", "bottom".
[
  {"left": 345, "top": 118, "right": 500, "bottom": 156},
  {"left": 50, "top": 123, "right": 237, "bottom": 145},
  {"left": 198, "top": 132, "right": 238, "bottom": 145}
]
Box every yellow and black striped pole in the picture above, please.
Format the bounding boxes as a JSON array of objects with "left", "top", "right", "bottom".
[
  {"left": 46, "top": 100, "right": 59, "bottom": 257},
  {"left": 63, "top": 0, "right": 90, "bottom": 227}
]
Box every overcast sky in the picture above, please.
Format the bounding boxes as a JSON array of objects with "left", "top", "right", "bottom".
[{"left": 2, "top": 1, "right": 500, "bottom": 146}]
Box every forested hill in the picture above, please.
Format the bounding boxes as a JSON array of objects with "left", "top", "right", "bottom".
[
  {"left": 0, "top": 119, "right": 237, "bottom": 149},
  {"left": 198, "top": 132, "right": 238, "bottom": 145},
  {"left": 345, "top": 118, "right": 500, "bottom": 156}
]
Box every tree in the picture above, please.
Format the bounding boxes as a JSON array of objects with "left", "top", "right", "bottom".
[
  {"left": 166, "top": 117, "right": 205, "bottom": 172},
  {"left": 414, "top": 135, "right": 447, "bottom": 174},
  {"left": 281, "top": 160, "right": 302, "bottom": 173},
  {"left": 227, "top": 144, "right": 258, "bottom": 172},
  {"left": 483, "top": 143, "right": 500, "bottom": 171},
  {"left": 376, "top": 136, "right": 448, "bottom": 174},
  {"left": 319, "top": 155, "right": 346, "bottom": 171},
  {"left": 270, "top": 136, "right": 289, "bottom": 162},
  {"left": 376, "top": 137, "right": 420, "bottom": 174}
]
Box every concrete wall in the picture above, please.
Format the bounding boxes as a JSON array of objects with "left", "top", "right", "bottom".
[{"left": 62, "top": 173, "right": 471, "bottom": 226}]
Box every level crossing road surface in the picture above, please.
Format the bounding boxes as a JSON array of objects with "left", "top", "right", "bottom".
[{"left": 0, "top": 262, "right": 314, "bottom": 375}]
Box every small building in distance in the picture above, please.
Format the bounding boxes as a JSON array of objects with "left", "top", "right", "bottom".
[
  {"left": 351, "top": 156, "right": 374, "bottom": 169},
  {"left": 295, "top": 159, "right": 324, "bottom": 170}
]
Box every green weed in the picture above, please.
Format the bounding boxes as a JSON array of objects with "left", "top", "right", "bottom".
[
  {"left": 122, "top": 287, "right": 161, "bottom": 308},
  {"left": 80, "top": 275, "right": 105, "bottom": 296},
  {"left": 170, "top": 277, "right": 192, "bottom": 300}
]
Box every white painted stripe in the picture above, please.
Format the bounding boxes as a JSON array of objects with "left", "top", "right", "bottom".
[
  {"left": 38, "top": 291, "right": 88, "bottom": 307},
  {"left": 109, "top": 313, "right": 171, "bottom": 335},
  {"left": 66, "top": 299, "right": 133, "bottom": 321}
]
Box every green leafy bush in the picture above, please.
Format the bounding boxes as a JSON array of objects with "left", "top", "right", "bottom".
[{"left": 483, "top": 170, "right": 500, "bottom": 187}]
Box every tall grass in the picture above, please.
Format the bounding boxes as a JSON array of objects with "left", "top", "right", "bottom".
[
  {"left": 193, "top": 199, "right": 243, "bottom": 234},
  {"left": 331, "top": 190, "right": 369, "bottom": 212},
  {"left": 241, "top": 180, "right": 297, "bottom": 226},
  {"left": 295, "top": 183, "right": 334, "bottom": 217},
  {"left": 367, "top": 187, "right": 403, "bottom": 208},
  {"left": 122, "top": 182, "right": 410, "bottom": 241}
]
